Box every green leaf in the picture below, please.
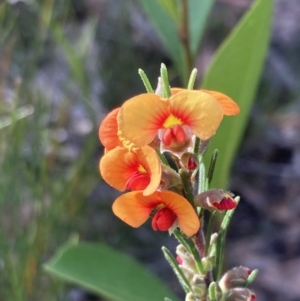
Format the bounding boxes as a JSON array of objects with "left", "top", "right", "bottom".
[
  {"left": 188, "top": 0, "right": 215, "bottom": 57},
  {"left": 139, "top": 0, "right": 215, "bottom": 84},
  {"left": 138, "top": 0, "right": 187, "bottom": 82},
  {"left": 201, "top": 0, "right": 274, "bottom": 188},
  {"left": 45, "top": 242, "right": 180, "bottom": 301}
]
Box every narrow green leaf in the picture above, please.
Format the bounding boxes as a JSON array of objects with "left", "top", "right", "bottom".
[
  {"left": 201, "top": 0, "right": 274, "bottom": 188},
  {"left": 138, "top": 0, "right": 187, "bottom": 82},
  {"left": 45, "top": 242, "right": 180, "bottom": 301},
  {"left": 0, "top": 106, "right": 34, "bottom": 130},
  {"left": 187, "top": 68, "right": 197, "bottom": 90},
  {"left": 162, "top": 246, "right": 192, "bottom": 294},
  {"left": 138, "top": 69, "right": 154, "bottom": 93},
  {"left": 245, "top": 269, "right": 259, "bottom": 287},
  {"left": 188, "top": 0, "right": 215, "bottom": 57}
]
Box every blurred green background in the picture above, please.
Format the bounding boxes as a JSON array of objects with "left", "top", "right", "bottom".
[{"left": 1, "top": 0, "right": 300, "bottom": 301}]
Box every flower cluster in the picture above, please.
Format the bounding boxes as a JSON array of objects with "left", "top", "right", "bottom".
[
  {"left": 99, "top": 74, "right": 238, "bottom": 236},
  {"left": 98, "top": 65, "right": 256, "bottom": 301}
]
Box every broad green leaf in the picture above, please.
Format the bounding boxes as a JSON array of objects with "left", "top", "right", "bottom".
[
  {"left": 188, "top": 0, "right": 215, "bottom": 57},
  {"left": 139, "top": 0, "right": 187, "bottom": 82},
  {"left": 201, "top": 0, "right": 274, "bottom": 188},
  {"left": 45, "top": 242, "right": 181, "bottom": 301}
]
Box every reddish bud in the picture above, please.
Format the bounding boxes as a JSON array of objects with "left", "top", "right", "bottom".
[
  {"left": 151, "top": 208, "right": 176, "bottom": 231},
  {"left": 219, "top": 266, "right": 252, "bottom": 291},
  {"left": 180, "top": 152, "right": 199, "bottom": 171},
  {"left": 223, "top": 288, "right": 256, "bottom": 301},
  {"left": 211, "top": 194, "right": 237, "bottom": 210},
  {"left": 194, "top": 189, "right": 237, "bottom": 212}
]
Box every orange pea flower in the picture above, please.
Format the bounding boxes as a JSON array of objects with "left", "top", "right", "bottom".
[
  {"left": 112, "top": 190, "right": 200, "bottom": 237},
  {"left": 117, "top": 89, "right": 237, "bottom": 148},
  {"left": 99, "top": 107, "right": 122, "bottom": 151},
  {"left": 99, "top": 145, "right": 161, "bottom": 196}
]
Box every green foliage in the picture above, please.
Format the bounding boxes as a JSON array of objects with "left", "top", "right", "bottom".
[
  {"left": 202, "top": 0, "right": 274, "bottom": 188},
  {"left": 0, "top": 2, "right": 98, "bottom": 300},
  {"left": 138, "top": 0, "right": 215, "bottom": 84},
  {"left": 45, "top": 242, "right": 181, "bottom": 301},
  {"left": 188, "top": 0, "right": 215, "bottom": 56}
]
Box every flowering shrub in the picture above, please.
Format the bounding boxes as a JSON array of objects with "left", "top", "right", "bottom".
[{"left": 98, "top": 65, "right": 257, "bottom": 301}]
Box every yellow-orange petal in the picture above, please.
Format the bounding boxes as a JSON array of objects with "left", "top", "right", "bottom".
[
  {"left": 99, "top": 108, "right": 123, "bottom": 151},
  {"left": 136, "top": 146, "right": 162, "bottom": 196},
  {"left": 117, "top": 94, "right": 169, "bottom": 147},
  {"left": 112, "top": 191, "right": 155, "bottom": 228},
  {"left": 170, "top": 87, "right": 183, "bottom": 95},
  {"left": 169, "top": 90, "right": 223, "bottom": 141},
  {"left": 99, "top": 146, "right": 161, "bottom": 195},
  {"left": 160, "top": 190, "right": 200, "bottom": 236},
  {"left": 171, "top": 88, "right": 240, "bottom": 116},
  {"left": 112, "top": 191, "right": 200, "bottom": 236},
  {"left": 202, "top": 90, "right": 240, "bottom": 115}
]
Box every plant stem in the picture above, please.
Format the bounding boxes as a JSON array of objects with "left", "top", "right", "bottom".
[
  {"left": 207, "top": 149, "right": 219, "bottom": 186},
  {"left": 214, "top": 197, "right": 240, "bottom": 281},
  {"left": 205, "top": 212, "right": 217, "bottom": 255},
  {"left": 179, "top": 169, "right": 194, "bottom": 206},
  {"left": 180, "top": 0, "right": 193, "bottom": 77}
]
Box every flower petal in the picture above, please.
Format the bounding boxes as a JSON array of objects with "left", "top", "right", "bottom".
[
  {"left": 159, "top": 190, "right": 200, "bottom": 237},
  {"left": 171, "top": 88, "right": 240, "bottom": 116},
  {"left": 99, "top": 146, "right": 161, "bottom": 195},
  {"left": 118, "top": 94, "right": 169, "bottom": 147},
  {"left": 136, "top": 146, "right": 162, "bottom": 196},
  {"left": 99, "top": 108, "right": 123, "bottom": 151},
  {"left": 202, "top": 90, "right": 240, "bottom": 115},
  {"left": 169, "top": 90, "right": 223, "bottom": 140},
  {"left": 112, "top": 191, "right": 158, "bottom": 227}
]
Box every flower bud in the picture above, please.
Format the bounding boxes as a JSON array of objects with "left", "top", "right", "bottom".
[
  {"left": 194, "top": 189, "right": 237, "bottom": 211},
  {"left": 180, "top": 152, "right": 199, "bottom": 171},
  {"left": 176, "top": 244, "right": 196, "bottom": 272},
  {"left": 223, "top": 288, "right": 256, "bottom": 301},
  {"left": 209, "top": 282, "right": 222, "bottom": 301},
  {"left": 160, "top": 165, "right": 181, "bottom": 190},
  {"left": 180, "top": 265, "right": 194, "bottom": 282},
  {"left": 201, "top": 256, "right": 215, "bottom": 272},
  {"left": 185, "top": 292, "right": 197, "bottom": 301},
  {"left": 210, "top": 233, "right": 218, "bottom": 246},
  {"left": 191, "top": 275, "right": 207, "bottom": 299},
  {"left": 219, "top": 266, "right": 251, "bottom": 291}
]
